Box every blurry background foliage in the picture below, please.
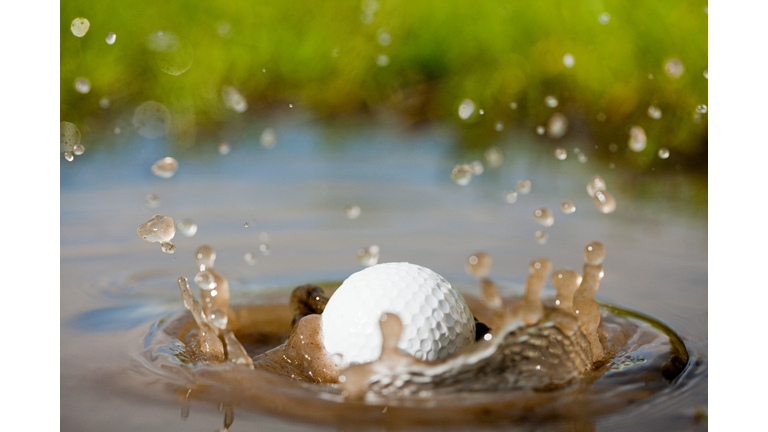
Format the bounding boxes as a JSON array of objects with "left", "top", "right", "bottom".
[{"left": 61, "top": 0, "right": 707, "bottom": 171}]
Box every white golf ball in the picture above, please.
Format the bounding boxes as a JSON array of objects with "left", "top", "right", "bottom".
[{"left": 322, "top": 262, "right": 475, "bottom": 364}]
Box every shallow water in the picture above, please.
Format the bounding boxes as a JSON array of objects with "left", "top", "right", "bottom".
[{"left": 61, "top": 120, "right": 707, "bottom": 431}]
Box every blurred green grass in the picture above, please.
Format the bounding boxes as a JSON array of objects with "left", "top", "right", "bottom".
[{"left": 61, "top": 0, "right": 707, "bottom": 169}]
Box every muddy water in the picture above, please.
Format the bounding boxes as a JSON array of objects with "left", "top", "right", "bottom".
[{"left": 60, "top": 121, "right": 707, "bottom": 431}]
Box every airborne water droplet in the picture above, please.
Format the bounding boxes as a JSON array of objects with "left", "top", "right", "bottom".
[
  {"left": 259, "top": 244, "right": 271, "bottom": 255},
  {"left": 628, "top": 126, "right": 647, "bottom": 152},
  {"left": 533, "top": 207, "right": 554, "bottom": 227},
  {"left": 244, "top": 252, "right": 257, "bottom": 266},
  {"left": 195, "top": 270, "right": 217, "bottom": 290},
  {"left": 658, "top": 148, "right": 670, "bottom": 159},
  {"left": 578, "top": 153, "right": 588, "bottom": 163},
  {"left": 151, "top": 157, "right": 179, "bottom": 178},
  {"left": 545, "top": 96, "right": 558, "bottom": 108},
  {"left": 494, "top": 121, "right": 504, "bottom": 132},
  {"left": 209, "top": 309, "right": 228, "bottom": 329},
  {"left": 563, "top": 53, "right": 575, "bottom": 68},
  {"left": 71, "top": 18, "right": 90, "bottom": 37},
  {"left": 450, "top": 164, "right": 473, "bottom": 186},
  {"left": 222, "top": 86, "right": 248, "bottom": 113},
  {"left": 376, "top": 54, "right": 390, "bottom": 67},
  {"left": 516, "top": 179, "right": 531, "bottom": 194},
  {"left": 470, "top": 160, "right": 484, "bottom": 175},
  {"left": 357, "top": 245, "right": 380, "bottom": 266},
  {"left": 134, "top": 101, "right": 171, "bottom": 139},
  {"left": 509, "top": 102, "right": 518, "bottom": 110},
  {"left": 598, "top": 12, "right": 611, "bottom": 24},
  {"left": 466, "top": 252, "right": 492, "bottom": 278},
  {"left": 554, "top": 148, "right": 567, "bottom": 160},
  {"left": 647, "top": 106, "right": 662, "bottom": 119},
  {"left": 377, "top": 28, "right": 391, "bottom": 46},
  {"left": 535, "top": 230, "right": 549, "bottom": 244},
  {"left": 74, "top": 78, "right": 91, "bottom": 94},
  {"left": 64, "top": 151, "right": 74, "bottom": 162},
  {"left": 536, "top": 125, "right": 545, "bottom": 135},
  {"left": 137, "top": 214, "right": 176, "bottom": 244},
  {"left": 218, "top": 142, "right": 231, "bottom": 155},
  {"left": 664, "top": 58, "right": 684, "bottom": 78},
  {"left": 73, "top": 144, "right": 85, "bottom": 155},
  {"left": 99, "top": 97, "right": 110, "bottom": 109},
  {"left": 696, "top": 104, "right": 708, "bottom": 114},
  {"left": 587, "top": 174, "right": 607, "bottom": 197},
  {"left": 161, "top": 242, "right": 176, "bottom": 254},
  {"left": 593, "top": 190, "right": 617, "bottom": 214},
  {"left": 143, "top": 193, "right": 160, "bottom": 208},
  {"left": 458, "top": 99, "right": 475, "bottom": 120},
  {"left": 345, "top": 205, "right": 361, "bottom": 219},
  {"left": 60, "top": 122, "right": 81, "bottom": 153},
  {"left": 547, "top": 114, "right": 568, "bottom": 139},
  {"left": 484, "top": 147, "right": 504, "bottom": 167},
  {"left": 505, "top": 190, "right": 518, "bottom": 203},
  {"left": 106, "top": 32, "right": 116, "bottom": 44},
  {"left": 260, "top": 128, "right": 277, "bottom": 149},
  {"left": 703, "top": 69, "right": 708, "bottom": 79},
  {"left": 561, "top": 200, "right": 576, "bottom": 214},
  {"left": 177, "top": 219, "right": 197, "bottom": 236}
]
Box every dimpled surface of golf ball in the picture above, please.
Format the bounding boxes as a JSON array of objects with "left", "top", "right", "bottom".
[{"left": 322, "top": 262, "right": 475, "bottom": 364}]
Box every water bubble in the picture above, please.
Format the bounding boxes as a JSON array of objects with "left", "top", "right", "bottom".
[
  {"left": 545, "top": 95, "right": 558, "bottom": 108},
  {"left": 598, "top": 12, "right": 611, "bottom": 24},
  {"left": 696, "top": 104, "right": 708, "bottom": 114},
  {"left": 244, "top": 252, "right": 257, "bottom": 266},
  {"left": 345, "top": 205, "right": 361, "bottom": 220},
  {"left": 647, "top": 106, "right": 662, "bottom": 119},
  {"left": 587, "top": 175, "right": 607, "bottom": 197},
  {"left": 377, "top": 28, "right": 391, "bottom": 46},
  {"left": 596, "top": 112, "right": 606, "bottom": 122},
  {"left": 658, "top": 148, "right": 670, "bottom": 159},
  {"left": 73, "top": 144, "right": 85, "bottom": 156},
  {"left": 509, "top": 102, "right": 518, "bottom": 110},
  {"left": 60, "top": 122, "right": 81, "bottom": 153},
  {"left": 516, "top": 179, "right": 531, "bottom": 194},
  {"left": 216, "top": 21, "right": 232, "bottom": 38},
  {"left": 260, "top": 128, "right": 277, "bottom": 149},
  {"left": 458, "top": 99, "right": 475, "bottom": 120},
  {"left": 161, "top": 242, "right": 176, "bottom": 254},
  {"left": 64, "top": 151, "right": 74, "bottom": 162},
  {"left": 137, "top": 214, "right": 176, "bottom": 244},
  {"left": 106, "top": 32, "right": 116, "bottom": 44},
  {"left": 70, "top": 18, "right": 90, "bottom": 37},
  {"left": 664, "top": 58, "right": 685, "bottom": 78},
  {"left": 578, "top": 153, "right": 588, "bottom": 163},
  {"left": 195, "top": 245, "right": 216, "bottom": 270},
  {"left": 259, "top": 244, "right": 271, "bottom": 255},
  {"left": 563, "top": 53, "right": 575, "bottom": 68},
  {"left": 561, "top": 200, "right": 576, "bottom": 214},
  {"left": 536, "top": 125, "right": 545, "bottom": 135},
  {"left": 218, "top": 142, "right": 231, "bottom": 155},
  {"left": 133, "top": 101, "right": 171, "bottom": 139},
  {"left": 609, "top": 143, "right": 618, "bottom": 152},
  {"left": 259, "top": 231, "right": 269, "bottom": 242},
  {"left": 547, "top": 113, "right": 568, "bottom": 139},
  {"left": 221, "top": 86, "right": 248, "bottom": 113},
  {"left": 143, "top": 193, "right": 160, "bottom": 208},
  {"left": 593, "top": 190, "right": 617, "bottom": 214},
  {"left": 466, "top": 252, "right": 492, "bottom": 278},
  {"left": 376, "top": 54, "right": 390, "bottom": 67},
  {"left": 74, "top": 78, "right": 91, "bottom": 94},
  {"left": 533, "top": 207, "right": 554, "bottom": 227},
  {"left": 484, "top": 147, "right": 504, "bottom": 167},
  {"left": 450, "top": 164, "right": 473, "bottom": 186},
  {"left": 628, "top": 126, "right": 647, "bottom": 152},
  {"left": 554, "top": 148, "right": 567, "bottom": 160},
  {"left": 195, "top": 270, "right": 218, "bottom": 290},
  {"left": 357, "top": 245, "right": 380, "bottom": 266},
  {"left": 209, "top": 309, "right": 228, "bottom": 329},
  {"left": 703, "top": 69, "right": 708, "bottom": 79},
  {"left": 99, "top": 97, "right": 110, "bottom": 109},
  {"left": 535, "top": 230, "right": 548, "bottom": 244},
  {"left": 494, "top": 121, "right": 504, "bottom": 131},
  {"left": 151, "top": 157, "right": 179, "bottom": 179},
  {"left": 177, "top": 219, "right": 197, "bottom": 236},
  {"left": 505, "top": 190, "right": 518, "bottom": 203},
  {"left": 470, "top": 160, "right": 484, "bottom": 175}
]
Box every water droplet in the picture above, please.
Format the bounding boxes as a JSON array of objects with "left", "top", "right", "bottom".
[
  {"left": 479, "top": 109, "right": 485, "bottom": 115},
  {"left": 195, "top": 270, "right": 217, "bottom": 290},
  {"left": 70, "top": 18, "right": 90, "bottom": 37},
  {"left": 243, "top": 222, "right": 249, "bottom": 227},
  {"left": 703, "top": 69, "right": 708, "bottom": 79},
  {"left": 535, "top": 230, "right": 548, "bottom": 244},
  {"left": 161, "top": 242, "right": 176, "bottom": 254},
  {"left": 259, "top": 231, "right": 269, "bottom": 242},
  {"left": 554, "top": 148, "right": 567, "bottom": 160},
  {"left": 331, "top": 48, "right": 339, "bottom": 57},
  {"left": 74, "top": 78, "right": 91, "bottom": 94},
  {"left": 647, "top": 106, "right": 662, "bottom": 119},
  {"left": 99, "top": 97, "right": 110, "bottom": 109},
  {"left": 505, "top": 190, "right": 518, "bottom": 203},
  {"left": 151, "top": 157, "right": 179, "bottom": 179},
  {"left": 533, "top": 207, "right": 554, "bottom": 227},
  {"left": 466, "top": 252, "right": 492, "bottom": 278},
  {"left": 259, "top": 244, "right": 271, "bottom": 255},
  {"left": 593, "top": 190, "right": 617, "bottom": 213},
  {"left": 137, "top": 214, "right": 176, "bottom": 244},
  {"left": 563, "top": 53, "right": 575, "bottom": 68},
  {"left": 72, "top": 144, "right": 85, "bottom": 156},
  {"left": 693, "top": 113, "right": 702, "bottom": 123},
  {"left": 609, "top": 163, "right": 616, "bottom": 169},
  {"left": 598, "top": 12, "right": 611, "bottom": 24},
  {"left": 60, "top": 122, "right": 81, "bottom": 153},
  {"left": 106, "top": 32, "right": 116, "bottom": 44},
  {"left": 561, "top": 200, "right": 576, "bottom": 214},
  {"left": 345, "top": 205, "right": 361, "bottom": 220},
  {"left": 494, "top": 121, "right": 504, "bottom": 131},
  {"left": 377, "top": 28, "right": 391, "bottom": 46},
  {"left": 133, "top": 101, "right": 171, "bottom": 139},
  {"left": 545, "top": 95, "right": 558, "bottom": 108},
  {"left": 596, "top": 112, "right": 606, "bottom": 122},
  {"left": 209, "top": 309, "right": 228, "bottom": 329},
  {"left": 376, "top": 54, "right": 390, "bottom": 67},
  {"left": 260, "top": 128, "right": 277, "bottom": 149},
  {"left": 547, "top": 113, "right": 568, "bottom": 139},
  {"left": 658, "top": 148, "right": 670, "bottom": 159},
  {"left": 458, "top": 99, "right": 475, "bottom": 120},
  {"left": 696, "top": 104, "right": 708, "bottom": 114},
  {"left": 509, "top": 102, "right": 518, "bottom": 110},
  {"left": 221, "top": 86, "right": 248, "bottom": 113},
  {"left": 516, "top": 179, "right": 531, "bottom": 194},
  {"left": 218, "top": 142, "right": 231, "bottom": 155},
  {"left": 628, "top": 126, "right": 647, "bottom": 152},
  {"left": 289, "top": 104, "right": 293, "bottom": 108},
  {"left": 484, "top": 147, "right": 504, "bottom": 167},
  {"left": 587, "top": 174, "right": 607, "bottom": 197},
  {"left": 143, "top": 193, "right": 160, "bottom": 208},
  {"left": 609, "top": 143, "right": 618, "bottom": 152},
  {"left": 195, "top": 245, "right": 216, "bottom": 270},
  {"left": 64, "top": 151, "right": 74, "bottom": 162},
  {"left": 244, "top": 252, "right": 257, "bottom": 266},
  {"left": 578, "top": 153, "right": 588, "bottom": 163},
  {"left": 450, "top": 164, "right": 473, "bottom": 186},
  {"left": 536, "top": 125, "right": 545, "bottom": 135},
  {"left": 357, "top": 245, "right": 380, "bottom": 266},
  {"left": 114, "top": 127, "right": 121, "bottom": 134},
  {"left": 470, "top": 160, "right": 484, "bottom": 175},
  {"left": 664, "top": 58, "right": 684, "bottom": 78},
  {"left": 177, "top": 219, "right": 197, "bottom": 236},
  {"left": 154, "top": 35, "right": 194, "bottom": 75},
  {"left": 216, "top": 21, "right": 231, "bottom": 37}
]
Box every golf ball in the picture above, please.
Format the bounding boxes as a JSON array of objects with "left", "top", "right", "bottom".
[{"left": 322, "top": 262, "right": 475, "bottom": 364}]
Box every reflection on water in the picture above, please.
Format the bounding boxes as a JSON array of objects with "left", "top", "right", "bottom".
[{"left": 61, "top": 120, "right": 706, "bottom": 431}]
